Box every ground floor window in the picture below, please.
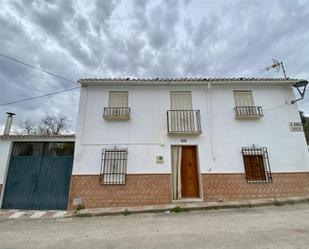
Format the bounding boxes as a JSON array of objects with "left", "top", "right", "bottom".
[
  {"left": 241, "top": 145, "right": 272, "bottom": 183},
  {"left": 101, "top": 147, "right": 128, "bottom": 185}
]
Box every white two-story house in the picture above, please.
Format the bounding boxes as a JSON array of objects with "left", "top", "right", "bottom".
[{"left": 69, "top": 78, "right": 309, "bottom": 209}]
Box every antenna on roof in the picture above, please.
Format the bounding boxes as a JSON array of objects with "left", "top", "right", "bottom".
[{"left": 261, "top": 59, "right": 287, "bottom": 79}]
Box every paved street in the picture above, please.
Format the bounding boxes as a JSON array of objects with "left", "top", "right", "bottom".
[{"left": 1, "top": 203, "right": 309, "bottom": 249}]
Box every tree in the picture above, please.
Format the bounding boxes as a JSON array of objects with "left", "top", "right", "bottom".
[
  {"left": 20, "top": 118, "right": 37, "bottom": 135},
  {"left": 38, "top": 113, "right": 70, "bottom": 135},
  {"left": 19, "top": 113, "right": 71, "bottom": 135}
]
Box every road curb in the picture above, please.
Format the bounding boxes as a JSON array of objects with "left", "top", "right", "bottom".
[{"left": 67, "top": 195, "right": 309, "bottom": 218}]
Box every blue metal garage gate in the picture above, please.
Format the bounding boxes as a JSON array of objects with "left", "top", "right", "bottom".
[{"left": 2, "top": 142, "right": 74, "bottom": 210}]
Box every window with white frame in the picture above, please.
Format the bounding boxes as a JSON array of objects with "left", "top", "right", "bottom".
[
  {"left": 233, "top": 90, "right": 254, "bottom": 107},
  {"left": 168, "top": 91, "right": 201, "bottom": 134},
  {"left": 101, "top": 147, "right": 128, "bottom": 184},
  {"left": 170, "top": 91, "right": 192, "bottom": 110},
  {"left": 103, "top": 91, "right": 130, "bottom": 119},
  {"left": 233, "top": 90, "right": 263, "bottom": 117},
  {"left": 109, "top": 91, "right": 128, "bottom": 107}
]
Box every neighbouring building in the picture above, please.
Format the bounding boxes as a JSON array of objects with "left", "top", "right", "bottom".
[
  {"left": 69, "top": 77, "right": 309, "bottom": 209},
  {"left": 0, "top": 134, "right": 75, "bottom": 210}
]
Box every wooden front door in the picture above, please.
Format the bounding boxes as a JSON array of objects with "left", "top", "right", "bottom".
[{"left": 181, "top": 146, "right": 199, "bottom": 198}]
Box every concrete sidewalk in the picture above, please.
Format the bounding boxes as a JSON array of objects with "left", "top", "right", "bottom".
[
  {"left": 0, "top": 210, "right": 70, "bottom": 220},
  {"left": 69, "top": 195, "right": 309, "bottom": 218}
]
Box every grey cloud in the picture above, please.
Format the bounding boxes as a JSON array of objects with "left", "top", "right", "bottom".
[
  {"left": 192, "top": 16, "right": 218, "bottom": 47},
  {"left": 91, "top": 0, "right": 117, "bottom": 35},
  {"left": 1, "top": 0, "right": 309, "bottom": 132},
  {"left": 145, "top": 1, "right": 180, "bottom": 49}
]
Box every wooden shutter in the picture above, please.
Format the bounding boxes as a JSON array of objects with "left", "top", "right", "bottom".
[
  {"left": 243, "top": 155, "right": 266, "bottom": 181},
  {"left": 170, "top": 91, "right": 194, "bottom": 131},
  {"left": 109, "top": 91, "right": 128, "bottom": 107},
  {"left": 171, "top": 91, "right": 192, "bottom": 110},
  {"left": 234, "top": 91, "right": 254, "bottom": 106}
]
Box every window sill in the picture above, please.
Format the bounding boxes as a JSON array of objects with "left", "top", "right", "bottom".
[
  {"left": 167, "top": 131, "right": 202, "bottom": 136},
  {"left": 235, "top": 114, "right": 264, "bottom": 120},
  {"left": 246, "top": 180, "right": 272, "bottom": 184},
  {"left": 103, "top": 115, "right": 130, "bottom": 120}
]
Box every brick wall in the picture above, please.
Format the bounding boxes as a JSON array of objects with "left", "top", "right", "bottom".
[
  {"left": 68, "top": 172, "right": 309, "bottom": 209},
  {"left": 202, "top": 173, "right": 309, "bottom": 202},
  {"left": 68, "top": 174, "right": 172, "bottom": 210}
]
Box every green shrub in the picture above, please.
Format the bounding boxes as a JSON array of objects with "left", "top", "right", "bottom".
[
  {"left": 273, "top": 199, "right": 285, "bottom": 206},
  {"left": 123, "top": 208, "right": 130, "bottom": 216},
  {"left": 170, "top": 206, "right": 185, "bottom": 213},
  {"left": 74, "top": 203, "right": 85, "bottom": 212}
]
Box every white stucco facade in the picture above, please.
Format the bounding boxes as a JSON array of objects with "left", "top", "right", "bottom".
[{"left": 73, "top": 79, "right": 309, "bottom": 176}]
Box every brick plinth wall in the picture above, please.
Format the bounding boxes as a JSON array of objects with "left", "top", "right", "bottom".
[
  {"left": 68, "top": 174, "right": 172, "bottom": 210},
  {"left": 68, "top": 172, "right": 309, "bottom": 209},
  {"left": 203, "top": 173, "right": 309, "bottom": 202}
]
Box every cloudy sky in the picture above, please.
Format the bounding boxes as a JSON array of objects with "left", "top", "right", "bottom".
[{"left": 1, "top": 0, "right": 309, "bottom": 133}]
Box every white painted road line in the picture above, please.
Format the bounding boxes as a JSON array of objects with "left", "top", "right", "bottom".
[
  {"left": 29, "top": 211, "right": 46, "bottom": 219},
  {"left": 52, "top": 211, "right": 67, "bottom": 218},
  {"left": 9, "top": 212, "right": 25, "bottom": 219}
]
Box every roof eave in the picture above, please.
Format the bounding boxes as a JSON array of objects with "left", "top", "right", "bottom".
[
  {"left": 78, "top": 79, "right": 299, "bottom": 86},
  {"left": 0, "top": 134, "right": 76, "bottom": 142}
]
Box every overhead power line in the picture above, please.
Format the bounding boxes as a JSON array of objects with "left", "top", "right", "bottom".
[
  {"left": 0, "top": 52, "right": 78, "bottom": 84},
  {"left": 0, "top": 52, "right": 81, "bottom": 106},
  {"left": 0, "top": 86, "right": 80, "bottom": 107}
]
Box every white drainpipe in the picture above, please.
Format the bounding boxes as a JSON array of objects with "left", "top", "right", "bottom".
[{"left": 206, "top": 83, "right": 216, "bottom": 161}]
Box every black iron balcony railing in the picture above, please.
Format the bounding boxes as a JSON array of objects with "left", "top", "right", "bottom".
[
  {"left": 103, "top": 107, "right": 130, "bottom": 120},
  {"left": 234, "top": 106, "right": 263, "bottom": 119},
  {"left": 167, "top": 110, "right": 201, "bottom": 135}
]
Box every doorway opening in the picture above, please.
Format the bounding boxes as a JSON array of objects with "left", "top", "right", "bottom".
[{"left": 171, "top": 145, "right": 200, "bottom": 200}]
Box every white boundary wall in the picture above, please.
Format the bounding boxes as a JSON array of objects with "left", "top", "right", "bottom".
[{"left": 0, "top": 140, "right": 12, "bottom": 185}]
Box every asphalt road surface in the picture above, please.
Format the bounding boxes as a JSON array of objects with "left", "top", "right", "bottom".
[{"left": 1, "top": 203, "right": 309, "bottom": 249}]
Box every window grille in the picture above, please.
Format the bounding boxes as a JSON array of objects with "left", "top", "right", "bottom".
[
  {"left": 241, "top": 145, "right": 272, "bottom": 183},
  {"left": 101, "top": 147, "right": 128, "bottom": 185}
]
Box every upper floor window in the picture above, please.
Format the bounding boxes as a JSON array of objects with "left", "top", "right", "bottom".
[
  {"left": 170, "top": 91, "right": 192, "bottom": 110},
  {"left": 109, "top": 91, "right": 128, "bottom": 107},
  {"left": 233, "top": 90, "right": 254, "bottom": 107},
  {"left": 233, "top": 90, "right": 263, "bottom": 119},
  {"left": 103, "top": 91, "right": 130, "bottom": 120},
  {"left": 168, "top": 91, "right": 201, "bottom": 135}
]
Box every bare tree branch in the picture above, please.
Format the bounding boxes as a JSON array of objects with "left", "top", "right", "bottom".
[{"left": 18, "top": 113, "right": 71, "bottom": 135}]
